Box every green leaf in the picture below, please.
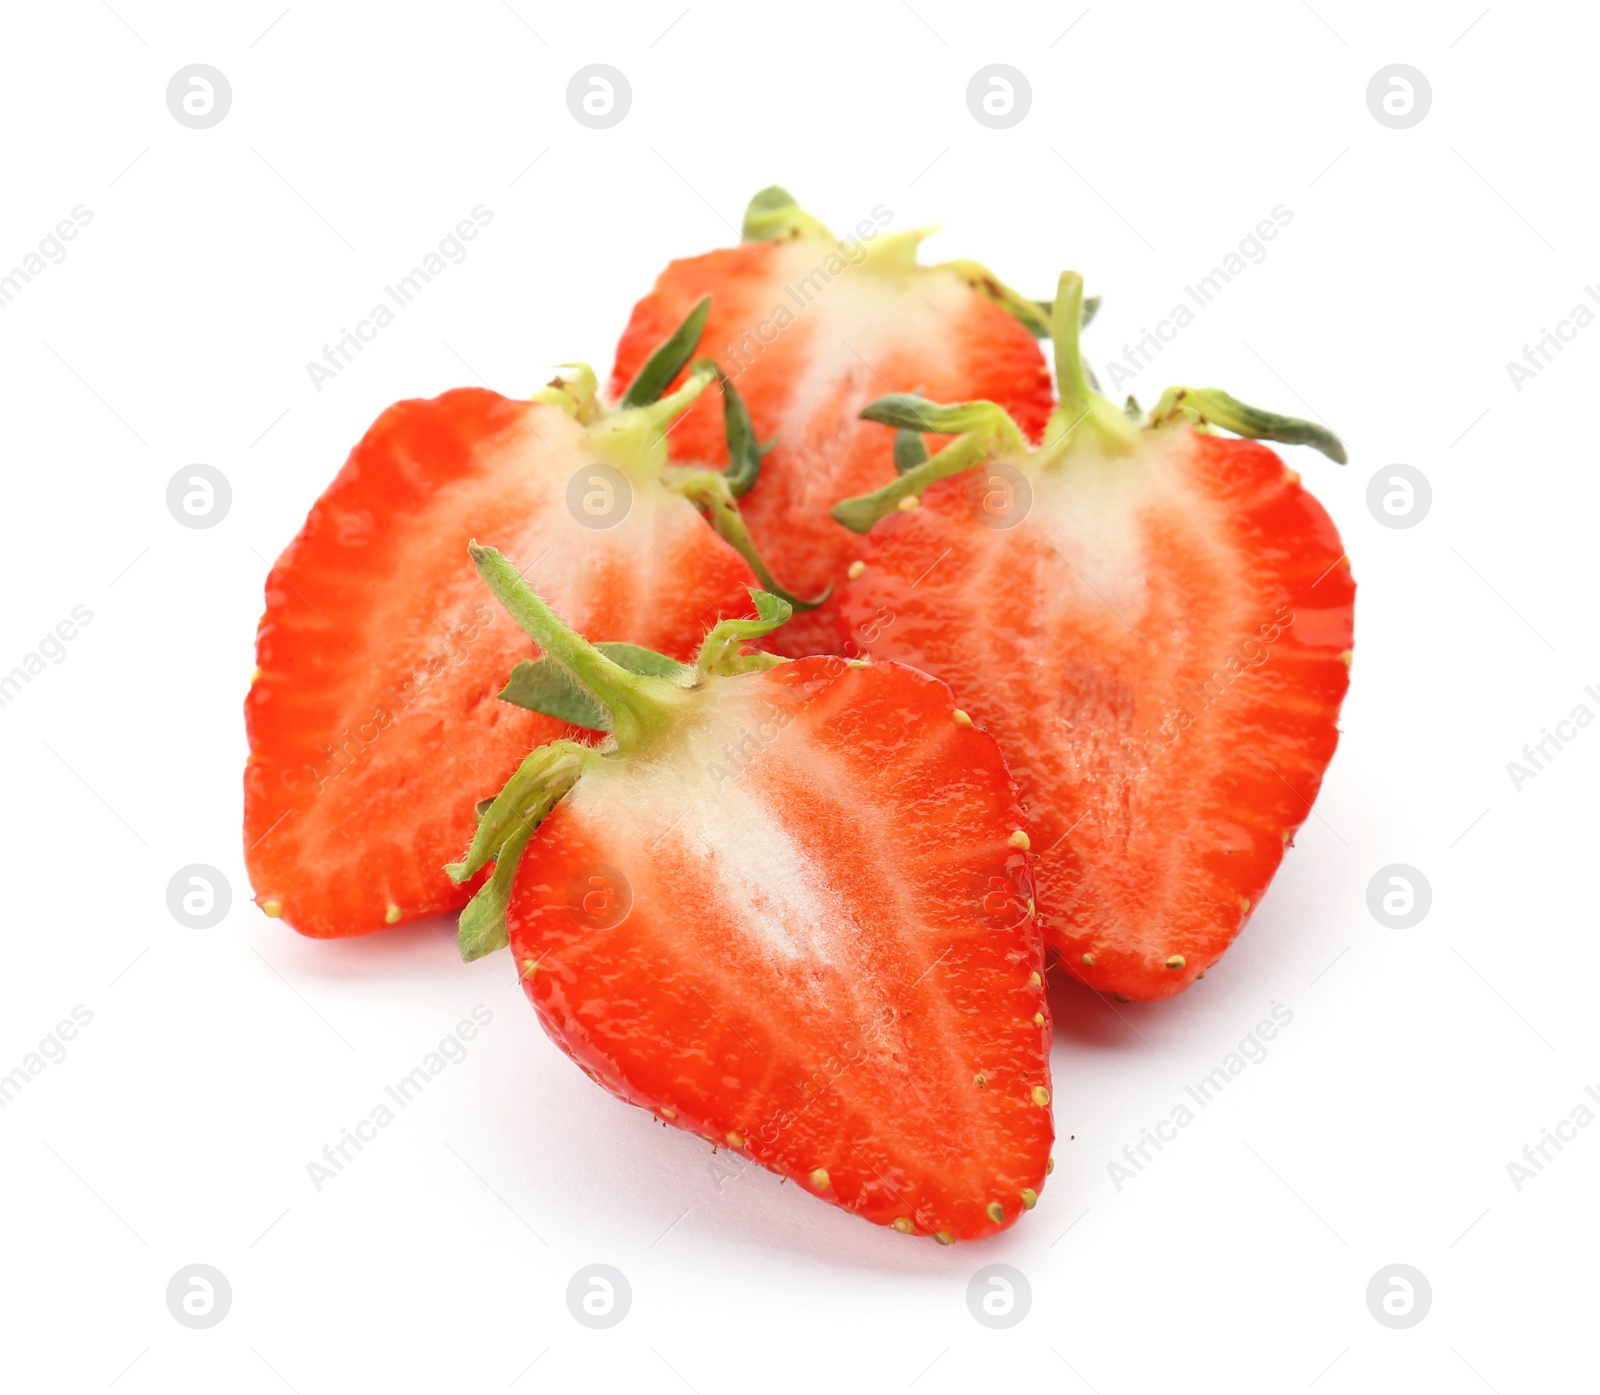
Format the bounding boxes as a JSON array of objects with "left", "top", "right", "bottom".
[
  {"left": 499, "top": 661, "right": 610, "bottom": 730},
  {"left": 695, "top": 360, "right": 764, "bottom": 497},
  {"left": 893, "top": 427, "right": 930, "bottom": 475},
  {"left": 620, "top": 295, "right": 712, "bottom": 408},
  {"left": 457, "top": 816, "right": 537, "bottom": 962},
  {"left": 499, "top": 643, "right": 688, "bottom": 731},
  {"left": 859, "top": 394, "right": 1012, "bottom": 436},
  {"left": 696, "top": 589, "right": 794, "bottom": 675},
  {"left": 594, "top": 642, "right": 687, "bottom": 678},
  {"left": 446, "top": 740, "right": 586, "bottom": 886},
  {"left": 1151, "top": 387, "right": 1348, "bottom": 465},
  {"left": 742, "top": 186, "right": 832, "bottom": 243},
  {"left": 834, "top": 406, "right": 1029, "bottom": 534}
]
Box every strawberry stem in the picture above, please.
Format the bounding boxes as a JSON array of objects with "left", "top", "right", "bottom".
[
  {"left": 664, "top": 467, "right": 830, "bottom": 609},
  {"left": 1044, "top": 271, "right": 1139, "bottom": 457},
  {"left": 469, "top": 543, "right": 690, "bottom": 751},
  {"left": 832, "top": 399, "right": 1026, "bottom": 533}
]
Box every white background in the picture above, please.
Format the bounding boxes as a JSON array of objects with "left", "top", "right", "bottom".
[{"left": 1, "top": 2, "right": 1594, "bottom": 1391}]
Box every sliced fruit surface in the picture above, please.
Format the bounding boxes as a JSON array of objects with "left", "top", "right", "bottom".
[
  {"left": 245, "top": 377, "right": 758, "bottom": 939},
  {"left": 835, "top": 273, "right": 1354, "bottom": 1000},
  {"left": 609, "top": 188, "right": 1055, "bottom": 655},
  {"left": 460, "top": 548, "right": 1053, "bottom": 1241}
]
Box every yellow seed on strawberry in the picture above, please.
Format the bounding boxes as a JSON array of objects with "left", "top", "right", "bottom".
[
  {"left": 893, "top": 1217, "right": 914, "bottom": 1233},
  {"left": 726, "top": 1132, "right": 744, "bottom": 1148},
  {"left": 898, "top": 495, "right": 920, "bottom": 512},
  {"left": 1020, "top": 1188, "right": 1038, "bottom": 1209},
  {"left": 262, "top": 899, "right": 282, "bottom": 918},
  {"left": 811, "top": 1168, "right": 831, "bottom": 1189},
  {"left": 1008, "top": 830, "right": 1030, "bottom": 850},
  {"left": 986, "top": 1202, "right": 1005, "bottom": 1224},
  {"left": 1165, "top": 955, "right": 1185, "bottom": 970},
  {"left": 951, "top": 709, "right": 972, "bottom": 727},
  {"left": 385, "top": 904, "right": 402, "bottom": 924},
  {"left": 934, "top": 1230, "right": 954, "bottom": 1245},
  {"left": 1032, "top": 1085, "right": 1050, "bottom": 1107},
  {"left": 1081, "top": 952, "right": 1094, "bottom": 966},
  {"left": 847, "top": 560, "right": 865, "bottom": 579}
]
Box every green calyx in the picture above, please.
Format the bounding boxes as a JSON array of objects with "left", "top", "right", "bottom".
[
  {"left": 694, "top": 589, "right": 793, "bottom": 676},
  {"left": 1146, "top": 386, "right": 1348, "bottom": 465},
  {"left": 544, "top": 301, "right": 802, "bottom": 595},
  {"left": 448, "top": 561, "right": 797, "bottom": 960},
  {"left": 830, "top": 398, "right": 1027, "bottom": 534},
  {"left": 499, "top": 642, "right": 688, "bottom": 732},
  {"left": 585, "top": 358, "right": 717, "bottom": 482},
  {"left": 664, "top": 463, "right": 830, "bottom": 611},
  {"left": 449, "top": 738, "right": 588, "bottom": 961},
  {"left": 620, "top": 295, "right": 712, "bottom": 409},
  {"left": 740, "top": 185, "right": 1049, "bottom": 338},
  {"left": 470, "top": 543, "right": 692, "bottom": 753},
  {"left": 742, "top": 185, "right": 835, "bottom": 243},
  {"left": 834, "top": 266, "right": 1348, "bottom": 532},
  {"left": 532, "top": 364, "right": 605, "bottom": 425}
]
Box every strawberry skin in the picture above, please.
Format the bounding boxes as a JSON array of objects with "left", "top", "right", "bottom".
[
  {"left": 839, "top": 428, "right": 1353, "bottom": 1002},
  {"left": 609, "top": 206, "right": 1054, "bottom": 657},
  {"left": 244, "top": 387, "right": 757, "bottom": 939},
  {"left": 504, "top": 657, "right": 1052, "bottom": 1240}
]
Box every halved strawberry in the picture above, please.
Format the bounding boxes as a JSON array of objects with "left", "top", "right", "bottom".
[
  {"left": 608, "top": 187, "right": 1057, "bottom": 656},
  {"left": 452, "top": 548, "right": 1053, "bottom": 1241},
  {"left": 245, "top": 318, "right": 809, "bottom": 940},
  {"left": 834, "top": 273, "right": 1355, "bottom": 1002}
]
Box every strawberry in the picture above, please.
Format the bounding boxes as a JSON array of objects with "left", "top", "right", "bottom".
[
  {"left": 451, "top": 546, "right": 1053, "bottom": 1241},
  {"left": 833, "top": 272, "right": 1355, "bottom": 1002},
  {"left": 245, "top": 310, "right": 811, "bottom": 940},
  {"left": 608, "top": 186, "right": 1058, "bottom": 657}
]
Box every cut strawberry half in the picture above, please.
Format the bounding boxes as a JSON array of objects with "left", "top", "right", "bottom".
[
  {"left": 608, "top": 187, "right": 1057, "bottom": 656},
  {"left": 834, "top": 272, "right": 1355, "bottom": 1001},
  {"left": 245, "top": 313, "right": 812, "bottom": 940},
  {"left": 451, "top": 548, "right": 1053, "bottom": 1241}
]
